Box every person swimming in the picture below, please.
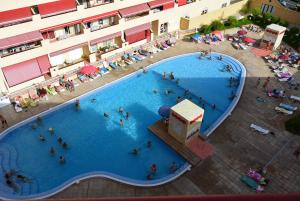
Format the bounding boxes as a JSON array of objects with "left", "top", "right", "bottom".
[
  {"left": 120, "top": 119, "right": 124, "bottom": 127},
  {"left": 39, "top": 134, "right": 46, "bottom": 141},
  {"left": 150, "top": 164, "right": 157, "bottom": 174},
  {"left": 57, "top": 137, "right": 63, "bottom": 144},
  {"left": 16, "top": 174, "right": 31, "bottom": 183},
  {"left": 104, "top": 112, "right": 109, "bottom": 118},
  {"left": 48, "top": 127, "right": 54, "bottom": 135},
  {"left": 153, "top": 89, "right": 158, "bottom": 94},
  {"left": 218, "top": 55, "right": 223, "bottom": 60},
  {"left": 165, "top": 89, "right": 173, "bottom": 95},
  {"left": 176, "top": 96, "right": 181, "bottom": 103},
  {"left": 31, "top": 123, "right": 38, "bottom": 130},
  {"left": 212, "top": 104, "right": 216, "bottom": 110},
  {"left": 49, "top": 147, "right": 55, "bottom": 155},
  {"left": 184, "top": 89, "right": 190, "bottom": 96},
  {"left": 62, "top": 142, "right": 68, "bottom": 149},
  {"left": 75, "top": 99, "right": 80, "bottom": 110},
  {"left": 175, "top": 79, "right": 180, "bottom": 85},
  {"left": 59, "top": 156, "right": 65, "bottom": 164},
  {"left": 147, "top": 173, "right": 154, "bottom": 180},
  {"left": 125, "top": 112, "right": 130, "bottom": 120},
  {"left": 91, "top": 98, "right": 96, "bottom": 103},
  {"left": 169, "top": 162, "right": 178, "bottom": 173},
  {"left": 129, "top": 148, "right": 139, "bottom": 155},
  {"left": 147, "top": 140, "right": 152, "bottom": 148}
]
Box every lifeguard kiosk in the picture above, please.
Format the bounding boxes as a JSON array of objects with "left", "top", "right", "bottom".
[
  {"left": 168, "top": 99, "right": 204, "bottom": 145},
  {"left": 260, "top": 24, "right": 286, "bottom": 50}
]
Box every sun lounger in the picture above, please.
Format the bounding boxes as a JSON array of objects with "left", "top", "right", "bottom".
[
  {"left": 239, "top": 43, "right": 247, "bottom": 50},
  {"left": 100, "top": 67, "right": 109, "bottom": 75},
  {"left": 240, "top": 175, "right": 263, "bottom": 191},
  {"left": 232, "top": 42, "right": 240, "bottom": 49},
  {"left": 109, "top": 61, "right": 118, "bottom": 69},
  {"left": 273, "top": 67, "right": 288, "bottom": 74},
  {"left": 279, "top": 103, "right": 297, "bottom": 111},
  {"left": 29, "top": 89, "right": 39, "bottom": 100},
  {"left": 78, "top": 74, "right": 89, "bottom": 83},
  {"left": 129, "top": 53, "right": 143, "bottom": 61},
  {"left": 55, "top": 85, "right": 65, "bottom": 92},
  {"left": 161, "top": 41, "right": 169, "bottom": 49},
  {"left": 290, "top": 95, "right": 300, "bottom": 102},
  {"left": 276, "top": 72, "right": 292, "bottom": 78},
  {"left": 138, "top": 49, "right": 150, "bottom": 56},
  {"left": 268, "top": 89, "right": 285, "bottom": 98},
  {"left": 46, "top": 86, "right": 57, "bottom": 96},
  {"left": 151, "top": 45, "right": 162, "bottom": 53},
  {"left": 275, "top": 107, "right": 293, "bottom": 115},
  {"left": 13, "top": 100, "right": 22, "bottom": 113},
  {"left": 116, "top": 60, "right": 127, "bottom": 68},
  {"left": 250, "top": 124, "right": 269, "bottom": 134}
]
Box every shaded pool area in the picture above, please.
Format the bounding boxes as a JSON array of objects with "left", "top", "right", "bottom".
[{"left": 0, "top": 52, "right": 245, "bottom": 199}]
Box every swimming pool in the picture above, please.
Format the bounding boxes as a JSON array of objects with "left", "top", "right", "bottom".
[{"left": 0, "top": 52, "right": 245, "bottom": 199}]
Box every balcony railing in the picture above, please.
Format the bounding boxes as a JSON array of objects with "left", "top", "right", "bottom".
[
  {"left": 0, "top": 42, "right": 42, "bottom": 58},
  {"left": 125, "top": 12, "right": 149, "bottom": 22},
  {"left": 82, "top": 0, "right": 114, "bottom": 9},
  {"left": 50, "top": 31, "right": 83, "bottom": 42},
  {"left": 90, "top": 21, "right": 118, "bottom": 32}
]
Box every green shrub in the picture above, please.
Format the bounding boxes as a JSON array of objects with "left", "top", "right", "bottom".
[
  {"left": 285, "top": 115, "right": 300, "bottom": 135},
  {"left": 199, "top": 24, "right": 212, "bottom": 34},
  {"left": 225, "top": 16, "right": 238, "bottom": 28},
  {"left": 211, "top": 20, "right": 225, "bottom": 31}
]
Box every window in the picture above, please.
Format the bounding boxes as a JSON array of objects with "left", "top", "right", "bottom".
[
  {"left": 160, "top": 23, "right": 168, "bottom": 34},
  {"left": 261, "top": 3, "right": 275, "bottom": 14},
  {"left": 221, "top": 3, "right": 227, "bottom": 8},
  {"left": 201, "top": 8, "right": 208, "bottom": 15}
]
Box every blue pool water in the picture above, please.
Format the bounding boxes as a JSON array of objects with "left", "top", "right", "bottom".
[{"left": 0, "top": 52, "right": 244, "bottom": 199}]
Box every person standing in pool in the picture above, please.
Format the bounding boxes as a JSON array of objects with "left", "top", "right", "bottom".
[
  {"left": 170, "top": 72, "right": 175, "bottom": 80},
  {"left": 125, "top": 112, "right": 130, "bottom": 120},
  {"left": 118, "top": 107, "right": 124, "bottom": 114},
  {"left": 120, "top": 119, "right": 124, "bottom": 127},
  {"left": 75, "top": 100, "right": 80, "bottom": 110},
  {"left": 162, "top": 72, "right": 167, "bottom": 80}
]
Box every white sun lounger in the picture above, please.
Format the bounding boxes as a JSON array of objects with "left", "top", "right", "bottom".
[
  {"left": 290, "top": 95, "right": 300, "bottom": 102},
  {"left": 275, "top": 107, "right": 293, "bottom": 115},
  {"left": 250, "top": 124, "right": 269, "bottom": 135}
]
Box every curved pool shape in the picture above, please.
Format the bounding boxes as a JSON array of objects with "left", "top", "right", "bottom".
[{"left": 0, "top": 52, "right": 245, "bottom": 199}]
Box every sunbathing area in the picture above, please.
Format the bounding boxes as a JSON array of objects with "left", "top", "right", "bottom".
[{"left": 0, "top": 23, "right": 299, "bottom": 199}]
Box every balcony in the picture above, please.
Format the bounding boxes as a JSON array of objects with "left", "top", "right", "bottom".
[
  {"left": 0, "top": 42, "right": 42, "bottom": 58},
  {"left": 80, "top": 0, "right": 114, "bottom": 9},
  {"left": 50, "top": 31, "right": 84, "bottom": 43}
]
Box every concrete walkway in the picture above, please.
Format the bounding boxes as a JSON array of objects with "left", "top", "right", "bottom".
[{"left": 0, "top": 38, "right": 300, "bottom": 198}]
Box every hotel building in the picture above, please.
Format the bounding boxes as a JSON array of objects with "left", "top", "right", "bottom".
[{"left": 0, "top": 0, "right": 246, "bottom": 94}]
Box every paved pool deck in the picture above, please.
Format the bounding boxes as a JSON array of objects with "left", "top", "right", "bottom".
[{"left": 0, "top": 31, "right": 300, "bottom": 198}]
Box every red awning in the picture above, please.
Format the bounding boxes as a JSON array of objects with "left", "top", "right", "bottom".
[
  {"left": 40, "top": 19, "right": 82, "bottom": 32},
  {"left": 148, "top": 0, "right": 174, "bottom": 8},
  {"left": 2, "top": 58, "right": 42, "bottom": 87},
  {"left": 0, "top": 7, "right": 32, "bottom": 26},
  {"left": 83, "top": 10, "right": 118, "bottom": 23},
  {"left": 37, "top": 55, "right": 51, "bottom": 74},
  {"left": 0, "top": 31, "right": 43, "bottom": 50},
  {"left": 177, "top": 0, "right": 187, "bottom": 6},
  {"left": 118, "top": 3, "right": 150, "bottom": 18},
  {"left": 38, "top": 0, "right": 77, "bottom": 18},
  {"left": 49, "top": 42, "right": 87, "bottom": 57},
  {"left": 90, "top": 32, "right": 121, "bottom": 46},
  {"left": 125, "top": 23, "right": 151, "bottom": 36}
]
